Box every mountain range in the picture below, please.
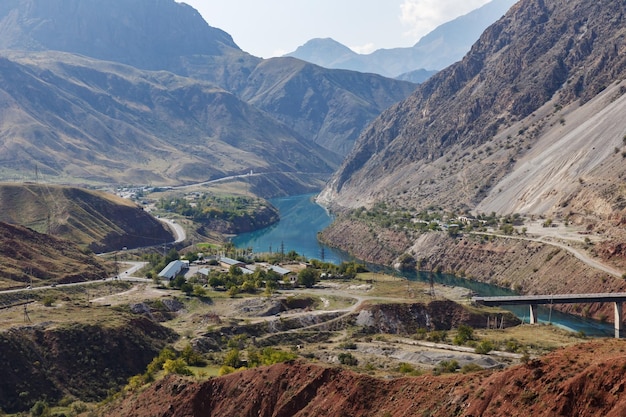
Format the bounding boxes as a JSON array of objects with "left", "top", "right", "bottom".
[
  {"left": 286, "top": 0, "right": 518, "bottom": 79},
  {"left": 319, "top": 0, "right": 626, "bottom": 236},
  {"left": 0, "top": 0, "right": 416, "bottom": 188}
]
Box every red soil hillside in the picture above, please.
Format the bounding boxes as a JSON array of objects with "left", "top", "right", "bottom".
[
  {"left": 0, "top": 221, "right": 111, "bottom": 289},
  {"left": 105, "top": 339, "right": 626, "bottom": 417}
]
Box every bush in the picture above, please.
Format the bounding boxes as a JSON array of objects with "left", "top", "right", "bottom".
[
  {"left": 223, "top": 349, "right": 241, "bottom": 368},
  {"left": 42, "top": 295, "right": 55, "bottom": 307},
  {"left": 30, "top": 400, "right": 49, "bottom": 417},
  {"left": 453, "top": 325, "right": 474, "bottom": 345},
  {"left": 338, "top": 352, "right": 358, "bottom": 366},
  {"left": 433, "top": 360, "right": 459, "bottom": 375},
  {"left": 426, "top": 330, "right": 447, "bottom": 343},
  {"left": 475, "top": 340, "right": 495, "bottom": 354},
  {"left": 460, "top": 363, "right": 483, "bottom": 374},
  {"left": 397, "top": 362, "right": 421, "bottom": 376},
  {"left": 218, "top": 365, "right": 236, "bottom": 376},
  {"left": 163, "top": 358, "right": 192, "bottom": 376}
]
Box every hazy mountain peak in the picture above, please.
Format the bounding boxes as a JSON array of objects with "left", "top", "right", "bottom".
[
  {"left": 287, "top": 0, "right": 518, "bottom": 78},
  {"left": 0, "top": 0, "right": 241, "bottom": 70},
  {"left": 287, "top": 38, "right": 357, "bottom": 66}
]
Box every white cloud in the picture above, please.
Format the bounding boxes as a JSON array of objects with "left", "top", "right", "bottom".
[
  {"left": 400, "top": 0, "right": 491, "bottom": 42},
  {"left": 350, "top": 42, "right": 376, "bottom": 55}
]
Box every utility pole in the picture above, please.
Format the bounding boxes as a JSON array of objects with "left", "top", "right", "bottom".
[{"left": 429, "top": 272, "right": 435, "bottom": 298}]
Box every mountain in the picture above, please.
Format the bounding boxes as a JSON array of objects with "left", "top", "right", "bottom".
[
  {"left": 320, "top": 0, "right": 626, "bottom": 233},
  {"left": 0, "top": 50, "right": 342, "bottom": 187},
  {"left": 0, "top": 183, "right": 173, "bottom": 253},
  {"left": 0, "top": 0, "right": 240, "bottom": 71},
  {"left": 286, "top": 0, "right": 518, "bottom": 78},
  {"left": 0, "top": 0, "right": 416, "bottom": 169},
  {"left": 238, "top": 58, "right": 417, "bottom": 155}
]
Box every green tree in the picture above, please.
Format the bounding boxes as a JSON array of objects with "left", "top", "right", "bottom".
[
  {"left": 181, "top": 344, "right": 206, "bottom": 366},
  {"left": 223, "top": 349, "right": 241, "bottom": 368},
  {"left": 297, "top": 268, "right": 318, "bottom": 288},
  {"left": 163, "top": 358, "right": 192, "bottom": 376},
  {"left": 453, "top": 325, "right": 474, "bottom": 345},
  {"left": 229, "top": 265, "right": 243, "bottom": 276}
]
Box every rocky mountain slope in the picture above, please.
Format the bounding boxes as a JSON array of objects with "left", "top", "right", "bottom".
[
  {"left": 104, "top": 339, "right": 626, "bottom": 417},
  {"left": 0, "top": 51, "right": 341, "bottom": 185},
  {"left": 320, "top": 0, "right": 626, "bottom": 229},
  {"left": 287, "top": 0, "right": 518, "bottom": 78},
  {"left": 0, "top": 183, "right": 172, "bottom": 253},
  {"left": 0, "top": 0, "right": 415, "bottom": 174}
]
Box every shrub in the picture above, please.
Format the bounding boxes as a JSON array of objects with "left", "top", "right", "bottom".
[
  {"left": 397, "top": 362, "right": 422, "bottom": 376},
  {"left": 42, "top": 295, "right": 55, "bottom": 307},
  {"left": 218, "top": 365, "right": 235, "bottom": 376},
  {"left": 163, "top": 358, "right": 192, "bottom": 376},
  {"left": 30, "top": 400, "right": 49, "bottom": 417},
  {"left": 453, "top": 325, "right": 474, "bottom": 345},
  {"left": 223, "top": 349, "right": 241, "bottom": 368},
  {"left": 433, "top": 360, "right": 459, "bottom": 375},
  {"left": 426, "top": 330, "right": 447, "bottom": 343},
  {"left": 461, "top": 363, "right": 483, "bottom": 374},
  {"left": 338, "top": 352, "right": 358, "bottom": 366},
  {"left": 475, "top": 340, "right": 495, "bottom": 354}
]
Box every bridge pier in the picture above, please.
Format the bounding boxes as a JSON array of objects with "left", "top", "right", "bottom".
[
  {"left": 615, "top": 302, "right": 623, "bottom": 339},
  {"left": 529, "top": 304, "right": 538, "bottom": 324}
]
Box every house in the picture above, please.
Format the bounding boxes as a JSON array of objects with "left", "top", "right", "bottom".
[
  {"left": 268, "top": 265, "right": 291, "bottom": 276},
  {"left": 158, "top": 260, "right": 189, "bottom": 280},
  {"left": 218, "top": 256, "right": 246, "bottom": 269}
]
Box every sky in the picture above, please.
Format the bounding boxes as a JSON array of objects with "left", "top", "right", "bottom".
[{"left": 181, "top": 0, "right": 493, "bottom": 58}]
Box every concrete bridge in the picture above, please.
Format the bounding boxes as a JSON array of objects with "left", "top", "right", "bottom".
[{"left": 472, "top": 292, "right": 626, "bottom": 338}]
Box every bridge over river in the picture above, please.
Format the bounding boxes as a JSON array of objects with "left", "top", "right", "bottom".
[{"left": 472, "top": 293, "right": 626, "bottom": 338}]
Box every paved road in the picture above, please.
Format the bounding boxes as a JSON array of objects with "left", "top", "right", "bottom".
[
  {"left": 159, "top": 218, "right": 186, "bottom": 243},
  {"left": 0, "top": 262, "right": 149, "bottom": 295}
]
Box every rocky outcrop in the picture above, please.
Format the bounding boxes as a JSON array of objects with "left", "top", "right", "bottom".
[
  {"left": 355, "top": 300, "right": 520, "bottom": 333},
  {"left": 318, "top": 218, "right": 412, "bottom": 265},
  {"left": 321, "top": 217, "right": 626, "bottom": 320},
  {"left": 104, "top": 339, "right": 626, "bottom": 417}
]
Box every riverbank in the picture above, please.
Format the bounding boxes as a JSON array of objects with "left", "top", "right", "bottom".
[{"left": 320, "top": 216, "right": 626, "bottom": 322}]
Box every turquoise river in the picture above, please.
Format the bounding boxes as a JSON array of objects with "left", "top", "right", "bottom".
[{"left": 233, "top": 194, "right": 615, "bottom": 337}]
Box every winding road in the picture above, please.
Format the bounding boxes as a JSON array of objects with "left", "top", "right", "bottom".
[
  {"left": 470, "top": 228, "right": 623, "bottom": 278},
  {"left": 159, "top": 218, "right": 186, "bottom": 243}
]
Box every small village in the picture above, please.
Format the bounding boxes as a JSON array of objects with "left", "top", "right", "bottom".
[{"left": 157, "top": 255, "right": 309, "bottom": 289}]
